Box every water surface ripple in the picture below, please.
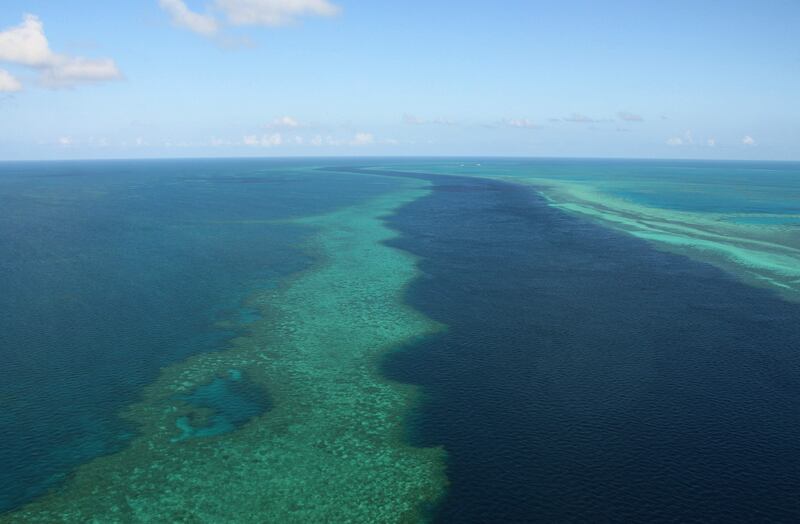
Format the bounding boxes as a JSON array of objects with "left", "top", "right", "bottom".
[{"left": 348, "top": 168, "right": 800, "bottom": 522}]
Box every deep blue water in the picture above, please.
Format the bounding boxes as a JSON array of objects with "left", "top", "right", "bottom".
[
  {"left": 5, "top": 158, "right": 800, "bottom": 520},
  {"left": 0, "top": 159, "right": 405, "bottom": 512},
  {"left": 367, "top": 168, "right": 800, "bottom": 522}
]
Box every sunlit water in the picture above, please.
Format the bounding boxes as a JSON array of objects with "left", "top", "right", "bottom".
[{"left": 2, "top": 158, "right": 800, "bottom": 521}]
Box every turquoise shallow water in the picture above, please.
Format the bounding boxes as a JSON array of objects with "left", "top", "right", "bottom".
[
  {"left": 373, "top": 158, "right": 800, "bottom": 301},
  {"left": 172, "top": 369, "right": 269, "bottom": 442},
  {"left": 3, "top": 158, "right": 800, "bottom": 521},
  {"left": 376, "top": 158, "right": 800, "bottom": 215},
  {"left": 725, "top": 216, "right": 800, "bottom": 225},
  {"left": 0, "top": 159, "right": 408, "bottom": 511}
]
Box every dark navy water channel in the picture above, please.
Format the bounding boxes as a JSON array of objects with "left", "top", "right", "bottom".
[{"left": 340, "top": 168, "right": 800, "bottom": 523}]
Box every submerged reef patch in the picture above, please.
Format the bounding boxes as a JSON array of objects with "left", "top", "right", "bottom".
[
  {"left": 528, "top": 179, "right": 800, "bottom": 302},
  {"left": 171, "top": 369, "right": 268, "bottom": 442},
  {"left": 5, "top": 179, "right": 446, "bottom": 522},
  {"left": 363, "top": 160, "right": 800, "bottom": 302}
]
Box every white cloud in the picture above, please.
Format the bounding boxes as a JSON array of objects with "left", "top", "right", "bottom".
[
  {"left": 742, "top": 135, "right": 756, "bottom": 146},
  {"left": 57, "top": 136, "right": 73, "bottom": 146},
  {"left": 243, "top": 133, "right": 283, "bottom": 146},
  {"left": 402, "top": 113, "right": 457, "bottom": 126},
  {"left": 215, "top": 0, "right": 341, "bottom": 26},
  {"left": 42, "top": 56, "right": 121, "bottom": 87},
  {"left": 264, "top": 133, "right": 283, "bottom": 146},
  {"left": 239, "top": 130, "right": 375, "bottom": 148},
  {"left": 0, "top": 14, "right": 51, "bottom": 66},
  {"left": 403, "top": 113, "right": 425, "bottom": 125},
  {"left": 666, "top": 130, "right": 695, "bottom": 146},
  {"left": 0, "top": 14, "right": 121, "bottom": 88},
  {"left": 564, "top": 113, "right": 600, "bottom": 123},
  {"left": 707, "top": 138, "right": 716, "bottom": 147},
  {"left": 306, "top": 132, "right": 375, "bottom": 147},
  {"left": 350, "top": 132, "right": 373, "bottom": 146},
  {"left": 0, "top": 69, "right": 21, "bottom": 91},
  {"left": 267, "top": 115, "right": 301, "bottom": 128},
  {"left": 617, "top": 111, "right": 643, "bottom": 122},
  {"left": 159, "top": 0, "right": 219, "bottom": 36},
  {"left": 503, "top": 118, "right": 536, "bottom": 129}
]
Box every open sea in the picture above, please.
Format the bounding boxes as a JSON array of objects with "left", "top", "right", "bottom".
[
  {"left": 2, "top": 158, "right": 800, "bottom": 521},
  {"left": 0, "top": 159, "right": 402, "bottom": 511}
]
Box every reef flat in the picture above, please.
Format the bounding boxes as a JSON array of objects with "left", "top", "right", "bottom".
[
  {"left": 4, "top": 177, "right": 446, "bottom": 523},
  {"left": 366, "top": 160, "right": 800, "bottom": 303},
  {"left": 526, "top": 178, "right": 800, "bottom": 302}
]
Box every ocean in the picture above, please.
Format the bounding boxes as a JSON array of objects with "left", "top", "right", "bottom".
[{"left": 2, "top": 158, "right": 800, "bottom": 521}]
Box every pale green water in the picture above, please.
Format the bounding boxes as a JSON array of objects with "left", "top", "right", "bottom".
[
  {"left": 372, "top": 159, "right": 800, "bottom": 302},
  {"left": 3, "top": 164, "right": 445, "bottom": 522},
  {"left": 6, "top": 158, "right": 800, "bottom": 522}
]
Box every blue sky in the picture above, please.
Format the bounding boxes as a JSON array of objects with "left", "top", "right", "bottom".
[{"left": 0, "top": 0, "right": 798, "bottom": 160}]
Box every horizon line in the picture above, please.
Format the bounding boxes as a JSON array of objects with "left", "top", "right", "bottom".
[{"left": 2, "top": 154, "right": 799, "bottom": 164}]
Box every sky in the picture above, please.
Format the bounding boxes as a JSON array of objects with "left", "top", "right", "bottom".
[{"left": 0, "top": 0, "right": 798, "bottom": 161}]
